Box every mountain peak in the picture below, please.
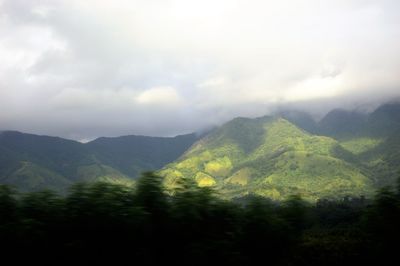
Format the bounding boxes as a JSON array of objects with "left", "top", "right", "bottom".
[{"left": 275, "top": 110, "right": 318, "bottom": 133}]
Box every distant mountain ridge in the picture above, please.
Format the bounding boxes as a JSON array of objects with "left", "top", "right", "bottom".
[{"left": 0, "top": 131, "right": 197, "bottom": 192}]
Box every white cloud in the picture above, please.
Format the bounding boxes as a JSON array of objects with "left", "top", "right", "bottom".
[
  {"left": 0, "top": 0, "right": 400, "bottom": 139},
  {"left": 136, "top": 86, "right": 183, "bottom": 106}
]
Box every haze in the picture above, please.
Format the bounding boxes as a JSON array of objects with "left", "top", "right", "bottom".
[{"left": 0, "top": 0, "right": 399, "bottom": 141}]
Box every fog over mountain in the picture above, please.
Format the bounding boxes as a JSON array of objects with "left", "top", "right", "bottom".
[{"left": 1, "top": 0, "right": 399, "bottom": 140}]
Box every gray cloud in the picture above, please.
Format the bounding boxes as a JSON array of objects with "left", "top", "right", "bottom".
[{"left": 0, "top": 0, "right": 400, "bottom": 140}]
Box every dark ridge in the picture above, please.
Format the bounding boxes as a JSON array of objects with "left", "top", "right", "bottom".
[{"left": 318, "top": 109, "right": 368, "bottom": 139}]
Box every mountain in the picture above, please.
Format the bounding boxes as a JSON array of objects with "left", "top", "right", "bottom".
[
  {"left": 368, "top": 102, "right": 400, "bottom": 136},
  {"left": 160, "top": 116, "right": 373, "bottom": 201},
  {"left": 0, "top": 131, "right": 197, "bottom": 192}
]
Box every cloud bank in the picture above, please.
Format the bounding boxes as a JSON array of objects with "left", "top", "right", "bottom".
[{"left": 0, "top": 0, "right": 399, "bottom": 140}]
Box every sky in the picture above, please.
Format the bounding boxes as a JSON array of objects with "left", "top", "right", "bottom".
[{"left": 0, "top": 0, "right": 399, "bottom": 141}]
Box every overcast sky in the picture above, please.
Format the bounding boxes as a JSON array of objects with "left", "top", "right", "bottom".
[{"left": 0, "top": 0, "right": 399, "bottom": 141}]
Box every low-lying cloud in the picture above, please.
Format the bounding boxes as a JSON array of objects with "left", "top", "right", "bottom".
[{"left": 0, "top": 0, "right": 399, "bottom": 140}]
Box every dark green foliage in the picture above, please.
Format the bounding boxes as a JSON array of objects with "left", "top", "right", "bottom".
[
  {"left": 240, "top": 196, "right": 292, "bottom": 264},
  {"left": 361, "top": 184, "right": 400, "bottom": 264},
  {"left": 280, "top": 195, "right": 310, "bottom": 231},
  {"left": 0, "top": 185, "right": 18, "bottom": 233},
  {"left": 1, "top": 172, "right": 399, "bottom": 265},
  {"left": 134, "top": 171, "right": 169, "bottom": 221}
]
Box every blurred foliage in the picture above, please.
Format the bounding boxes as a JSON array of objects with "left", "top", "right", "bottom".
[{"left": 0, "top": 172, "right": 399, "bottom": 265}]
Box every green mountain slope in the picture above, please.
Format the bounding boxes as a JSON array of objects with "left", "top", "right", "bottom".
[
  {"left": 161, "top": 117, "right": 374, "bottom": 201},
  {"left": 0, "top": 161, "right": 72, "bottom": 193},
  {"left": 0, "top": 131, "right": 197, "bottom": 192}
]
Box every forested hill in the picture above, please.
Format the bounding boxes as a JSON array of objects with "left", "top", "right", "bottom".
[
  {"left": 0, "top": 131, "right": 197, "bottom": 192},
  {"left": 161, "top": 116, "right": 373, "bottom": 201}
]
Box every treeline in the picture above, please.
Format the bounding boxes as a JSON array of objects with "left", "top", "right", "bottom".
[{"left": 1, "top": 172, "right": 399, "bottom": 265}]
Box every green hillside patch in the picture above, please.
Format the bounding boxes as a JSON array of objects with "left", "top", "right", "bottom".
[
  {"left": 253, "top": 187, "right": 281, "bottom": 200},
  {"left": 225, "top": 168, "right": 252, "bottom": 186},
  {"left": 195, "top": 172, "right": 216, "bottom": 187},
  {"left": 248, "top": 119, "right": 337, "bottom": 163},
  {"left": 264, "top": 152, "right": 373, "bottom": 200},
  {"left": 161, "top": 169, "right": 184, "bottom": 188},
  {"left": 204, "top": 156, "right": 233, "bottom": 177},
  {"left": 341, "top": 138, "right": 383, "bottom": 155},
  {"left": 358, "top": 133, "right": 400, "bottom": 186},
  {"left": 176, "top": 157, "right": 202, "bottom": 172},
  {"left": 76, "top": 164, "right": 134, "bottom": 186},
  {"left": 1, "top": 161, "right": 71, "bottom": 192}
]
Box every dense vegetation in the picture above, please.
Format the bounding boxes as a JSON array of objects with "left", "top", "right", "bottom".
[{"left": 1, "top": 172, "right": 399, "bottom": 265}]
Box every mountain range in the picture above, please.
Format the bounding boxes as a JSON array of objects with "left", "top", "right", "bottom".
[{"left": 1, "top": 102, "right": 400, "bottom": 200}]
